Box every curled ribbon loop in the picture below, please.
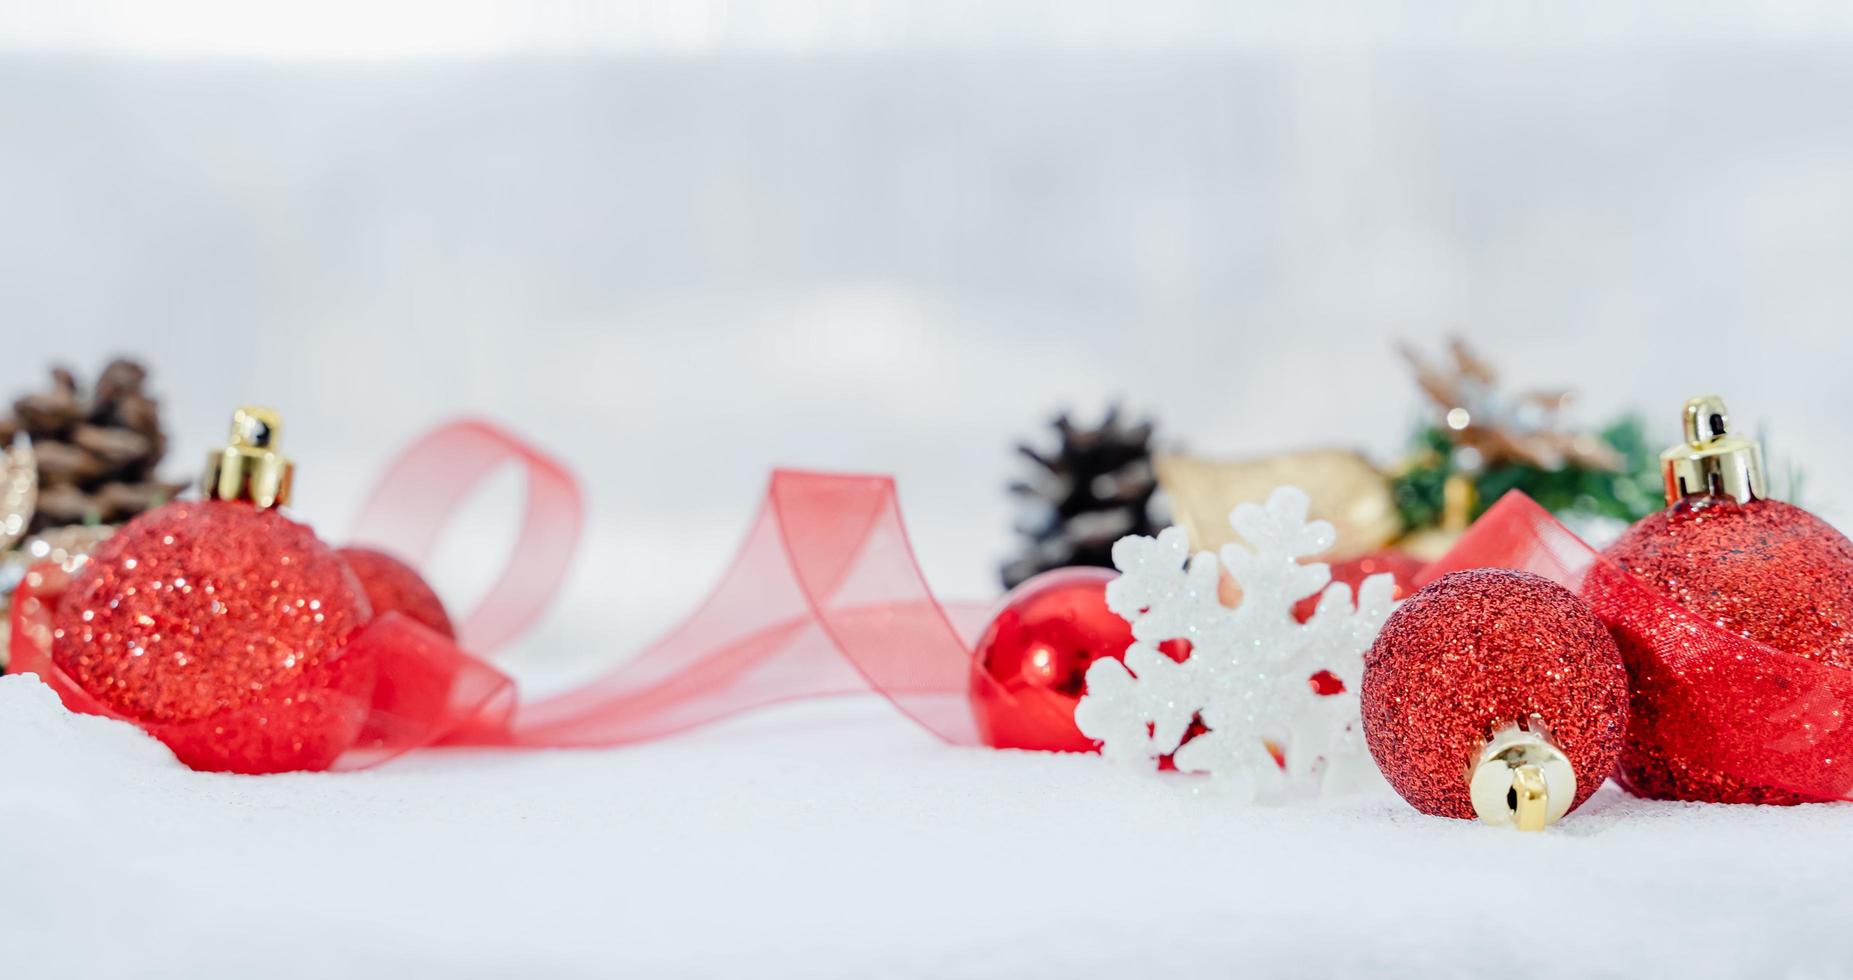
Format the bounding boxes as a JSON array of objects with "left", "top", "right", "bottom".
[
  {"left": 349, "top": 419, "right": 584, "bottom": 656},
  {"left": 482, "top": 471, "right": 1006, "bottom": 749},
  {"left": 1425, "top": 491, "right": 1853, "bottom": 803}
]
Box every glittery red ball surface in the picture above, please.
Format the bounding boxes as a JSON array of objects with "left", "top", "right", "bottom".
[
  {"left": 1602, "top": 496, "right": 1853, "bottom": 803},
  {"left": 1362, "top": 568, "right": 1629, "bottom": 820},
  {"left": 338, "top": 547, "right": 455, "bottom": 639},
  {"left": 50, "top": 500, "right": 375, "bottom": 773}
]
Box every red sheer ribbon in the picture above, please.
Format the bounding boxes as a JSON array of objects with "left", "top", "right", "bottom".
[
  {"left": 9, "top": 422, "right": 1045, "bottom": 770},
  {"left": 349, "top": 419, "right": 586, "bottom": 656},
  {"left": 455, "top": 470, "right": 1022, "bottom": 749},
  {"left": 1422, "top": 491, "right": 1853, "bottom": 802},
  {"left": 341, "top": 429, "right": 1032, "bottom": 758}
]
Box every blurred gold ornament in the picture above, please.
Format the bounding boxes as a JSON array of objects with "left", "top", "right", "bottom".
[
  {"left": 0, "top": 523, "right": 116, "bottom": 671},
  {"left": 1154, "top": 449, "right": 1402, "bottom": 560},
  {"left": 1401, "top": 338, "right": 1622, "bottom": 473},
  {"left": 0, "top": 438, "right": 36, "bottom": 553}
]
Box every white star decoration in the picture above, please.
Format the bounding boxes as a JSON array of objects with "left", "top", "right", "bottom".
[{"left": 1073, "top": 486, "right": 1401, "bottom": 799}]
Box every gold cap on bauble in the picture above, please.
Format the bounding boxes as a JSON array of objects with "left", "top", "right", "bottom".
[
  {"left": 203, "top": 407, "right": 293, "bottom": 509},
  {"left": 1661, "top": 395, "right": 1766, "bottom": 506},
  {"left": 1469, "top": 716, "right": 1577, "bottom": 831}
]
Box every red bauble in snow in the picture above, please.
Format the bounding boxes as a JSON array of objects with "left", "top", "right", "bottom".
[
  {"left": 1603, "top": 499, "right": 1853, "bottom": 803},
  {"left": 1594, "top": 396, "right": 1853, "bottom": 804},
  {"left": 37, "top": 408, "right": 388, "bottom": 773},
  {"left": 972, "top": 567, "right": 1188, "bottom": 752},
  {"left": 1362, "top": 568, "right": 1628, "bottom": 827},
  {"left": 50, "top": 499, "right": 375, "bottom": 773},
  {"left": 339, "top": 546, "right": 455, "bottom": 639}
]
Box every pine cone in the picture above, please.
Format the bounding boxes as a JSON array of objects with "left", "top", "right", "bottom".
[
  {"left": 34, "top": 483, "right": 94, "bottom": 527},
  {"left": 0, "top": 359, "right": 181, "bottom": 535},
  {"left": 13, "top": 389, "right": 83, "bottom": 435},
  {"left": 1001, "top": 405, "right": 1167, "bottom": 589}
]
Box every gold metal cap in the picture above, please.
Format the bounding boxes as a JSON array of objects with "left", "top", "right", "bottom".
[
  {"left": 202, "top": 407, "right": 293, "bottom": 509},
  {"left": 1469, "top": 716, "right": 1576, "bottom": 831},
  {"left": 1660, "top": 395, "right": 1766, "bottom": 506}
]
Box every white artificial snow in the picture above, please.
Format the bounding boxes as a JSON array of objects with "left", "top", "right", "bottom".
[
  {"left": 1075, "top": 487, "right": 1397, "bottom": 798},
  {"left": 5, "top": 673, "right": 1853, "bottom": 980}
]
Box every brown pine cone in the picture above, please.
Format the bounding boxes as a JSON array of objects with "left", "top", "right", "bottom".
[
  {"left": 1, "top": 358, "right": 178, "bottom": 538},
  {"left": 93, "top": 481, "right": 179, "bottom": 522},
  {"left": 73, "top": 423, "right": 153, "bottom": 472},
  {"left": 113, "top": 393, "right": 162, "bottom": 438},
  {"left": 34, "top": 483, "right": 94, "bottom": 526},
  {"left": 32, "top": 441, "right": 105, "bottom": 485},
  {"left": 93, "top": 358, "right": 148, "bottom": 408},
  {"left": 13, "top": 389, "right": 83, "bottom": 437}
]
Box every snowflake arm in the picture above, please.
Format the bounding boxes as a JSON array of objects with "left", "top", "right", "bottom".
[{"left": 1073, "top": 642, "right": 1197, "bottom": 761}]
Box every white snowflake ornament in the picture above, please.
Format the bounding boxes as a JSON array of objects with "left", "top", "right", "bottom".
[{"left": 1073, "top": 486, "right": 1401, "bottom": 799}]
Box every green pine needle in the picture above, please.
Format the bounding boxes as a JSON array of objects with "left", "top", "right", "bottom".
[{"left": 1390, "top": 415, "right": 1667, "bottom": 532}]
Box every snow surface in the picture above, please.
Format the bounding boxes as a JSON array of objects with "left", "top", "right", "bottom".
[{"left": 5, "top": 671, "right": 1853, "bottom": 980}]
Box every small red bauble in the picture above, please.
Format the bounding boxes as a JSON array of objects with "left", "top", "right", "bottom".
[
  {"left": 1602, "top": 496, "right": 1853, "bottom": 803},
  {"left": 338, "top": 546, "right": 455, "bottom": 639},
  {"left": 972, "top": 567, "right": 1188, "bottom": 752},
  {"left": 1362, "top": 568, "right": 1628, "bottom": 822},
  {"left": 50, "top": 500, "right": 375, "bottom": 773}
]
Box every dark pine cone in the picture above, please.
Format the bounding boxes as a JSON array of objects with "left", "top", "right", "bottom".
[
  {"left": 3, "top": 358, "right": 186, "bottom": 535},
  {"left": 1001, "top": 405, "right": 1167, "bottom": 589}
]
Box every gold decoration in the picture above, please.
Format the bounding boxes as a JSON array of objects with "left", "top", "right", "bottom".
[
  {"left": 203, "top": 406, "right": 293, "bottom": 509},
  {"left": 1661, "top": 395, "right": 1765, "bottom": 506},
  {"left": 0, "top": 438, "right": 35, "bottom": 553},
  {"left": 1469, "top": 716, "right": 1577, "bottom": 831},
  {"left": 1154, "top": 449, "right": 1402, "bottom": 560},
  {"left": 1402, "top": 339, "right": 1622, "bottom": 473},
  {"left": 0, "top": 523, "right": 116, "bottom": 671}
]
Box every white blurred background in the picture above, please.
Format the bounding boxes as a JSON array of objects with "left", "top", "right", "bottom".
[{"left": 4, "top": 1, "right": 1853, "bottom": 664}]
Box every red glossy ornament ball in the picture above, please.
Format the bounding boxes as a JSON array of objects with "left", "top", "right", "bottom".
[
  {"left": 50, "top": 500, "right": 376, "bottom": 773},
  {"left": 972, "top": 567, "right": 1186, "bottom": 752},
  {"left": 1362, "top": 568, "right": 1629, "bottom": 820},
  {"left": 338, "top": 546, "right": 455, "bottom": 639},
  {"left": 1601, "top": 496, "right": 1853, "bottom": 803}
]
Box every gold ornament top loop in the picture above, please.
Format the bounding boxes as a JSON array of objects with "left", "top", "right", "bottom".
[
  {"left": 1661, "top": 395, "right": 1766, "bottom": 506},
  {"left": 1469, "top": 715, "right": 1576, "bottom": 831},
  {"left": 203, "top": 406, "right": 293, "bottom": 509}
]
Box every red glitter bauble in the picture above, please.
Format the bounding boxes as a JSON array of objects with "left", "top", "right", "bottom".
[
  {"left": 972, "top": 567, "right": 1189, "bottom": 752},
  {"left": 50, "top": 500, "right": 375, "bottom": 773},
  {"left": 338, "top": 546, "right": 455, "bottom": 639},
  {"left": 1362, "top": 568, "right": 1629, "bottom": 819},
  {"left": 1601, "top": 496, "right": 1853, "bottom": 804},
  {"left": 1292, "top": 550, "right": 1425, "bottom": 624}
]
